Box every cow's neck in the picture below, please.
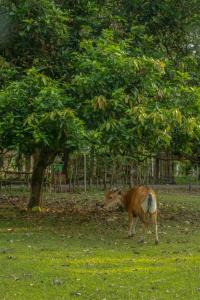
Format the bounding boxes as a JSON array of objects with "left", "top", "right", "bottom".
[{"left": 121, "top": 191, "right": 131, "bottom": 211}]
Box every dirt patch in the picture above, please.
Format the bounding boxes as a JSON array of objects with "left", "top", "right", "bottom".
[{"left": 1, "top": 193, "right": 200, "bottom": 226}]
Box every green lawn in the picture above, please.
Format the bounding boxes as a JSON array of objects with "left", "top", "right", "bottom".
[{"left": 0, "top": 189, "right": 200, "bottom": 299}]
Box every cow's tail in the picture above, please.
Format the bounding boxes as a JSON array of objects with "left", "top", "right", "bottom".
[{"left": 147, "top": 193, "right": 153, "bottom": 213}]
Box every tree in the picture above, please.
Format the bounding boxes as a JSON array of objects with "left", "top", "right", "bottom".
[
  {"left": 0, "top": 69, "right": 85, "bottom": 209},
  {"left": 70, "top": 28, "right": 200, "bottom": 160}
]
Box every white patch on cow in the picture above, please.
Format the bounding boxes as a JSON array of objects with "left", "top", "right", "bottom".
[{"left": 141, "top": 194, "right": 157, "bottom": 213}]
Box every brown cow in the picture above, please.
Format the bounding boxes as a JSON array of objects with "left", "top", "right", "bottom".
[{"left": 104, "top": 186, "right": 159, "bottom": 244}]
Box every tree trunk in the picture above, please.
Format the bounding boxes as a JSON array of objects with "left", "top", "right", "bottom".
[
  {"left": 28, "top": 148, "right": 56, "bottom": 210},
  {"left": 28, "top": 162, "right": 45, "bottom": 210}
]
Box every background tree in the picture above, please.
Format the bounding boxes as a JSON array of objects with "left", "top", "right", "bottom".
[{"left": 0, "top": 69, "right": 85, "bottom": 209}]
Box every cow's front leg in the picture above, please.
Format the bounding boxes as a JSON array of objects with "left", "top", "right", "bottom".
[{"left": 128, "top": 213, "right": 134, "bottom": 237}]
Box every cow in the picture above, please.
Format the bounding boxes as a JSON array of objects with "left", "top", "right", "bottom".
[{"left": 104, "top": 186, "right": 159, "bottom": 244}]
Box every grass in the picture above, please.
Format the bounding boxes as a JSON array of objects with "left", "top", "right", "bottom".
[
  {"left": 175, "top": 176, "right": 199, "bottom": 185},
  {"left": 0, "top": 188, "right": 200, "bottom": 299}
]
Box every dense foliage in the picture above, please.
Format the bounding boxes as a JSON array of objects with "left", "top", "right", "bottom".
[{"left": 0, "top": 68, "right": 84, "bottom": 154}]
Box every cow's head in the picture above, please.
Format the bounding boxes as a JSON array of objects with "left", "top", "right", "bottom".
[{"left": 103, "top": 189, "right": 123, "bottom": 209}]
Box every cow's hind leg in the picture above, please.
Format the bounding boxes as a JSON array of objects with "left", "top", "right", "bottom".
[
  {"left": 139, "top": 221, "right": 148, "bottom": 243},
  {"left": 132, "top": 216, "right": 138, "bottom": 235},
  {"left": 151, "top": 212, "right": 159, "bottom": 244}
]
